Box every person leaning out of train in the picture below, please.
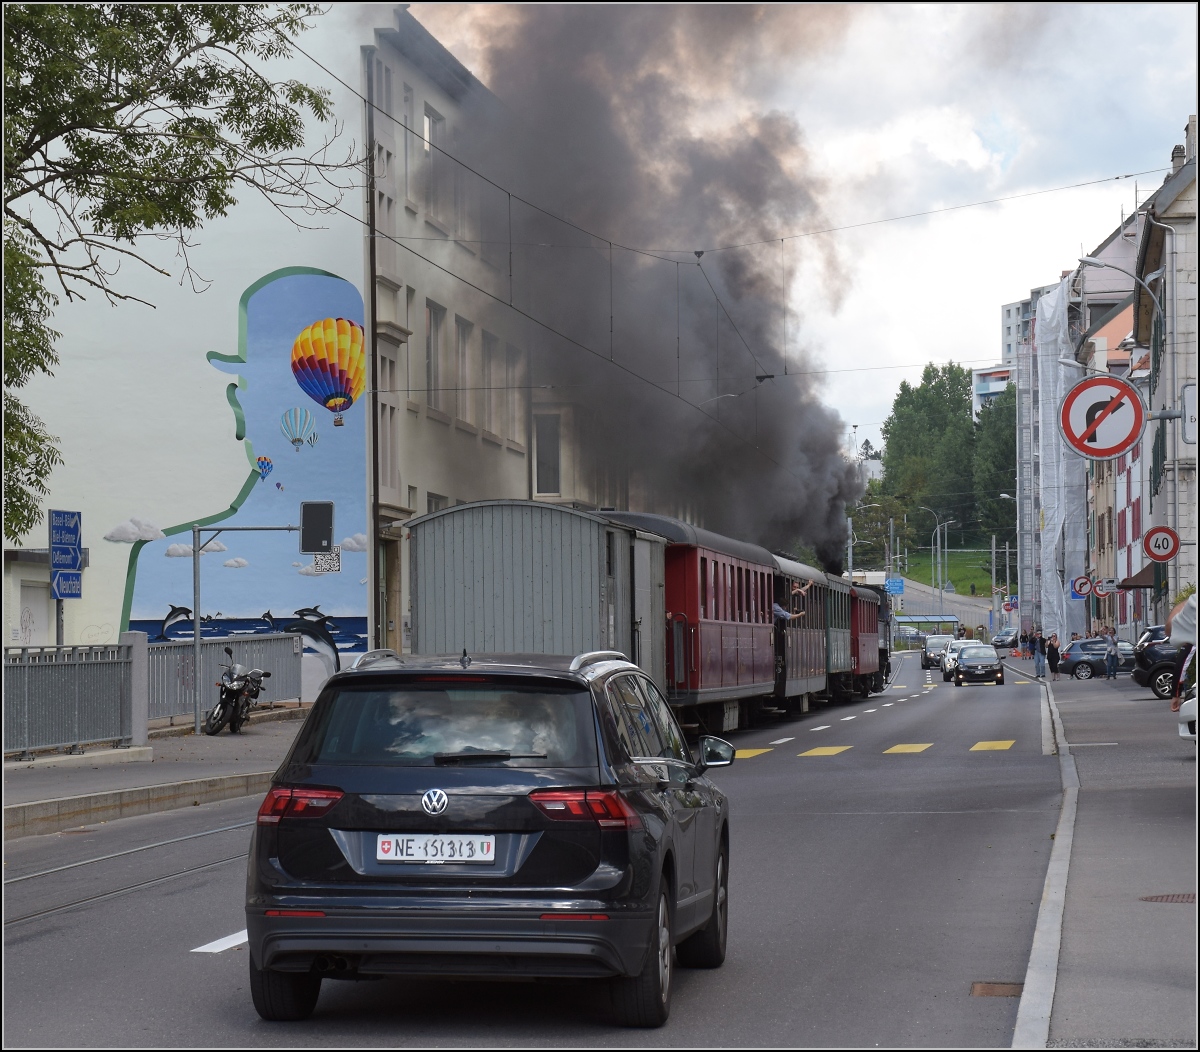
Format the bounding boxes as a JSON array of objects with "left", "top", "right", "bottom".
[{"left": 789, "top": 578, "right": 813, "bottom": 615}]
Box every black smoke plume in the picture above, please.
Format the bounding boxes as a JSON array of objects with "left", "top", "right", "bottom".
[{"left": 412, "top": 4, "right": 863, "bottom": 567}]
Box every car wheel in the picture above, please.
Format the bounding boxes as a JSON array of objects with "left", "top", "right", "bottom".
[
  {"left": 997, "top": 676, "right": 1005, "bottom": 686},
  {"left": 1151, "top": 668, "right": 1175, "bottom": 700},
  {"left": 1073, "top": 664, "right": 1094, "bottom": 680},
  {"left": 954, "top": 679, "right": 962, "bottom": 687},
  {"left": 249, "top": 957, "right": 321, "bottom": 1021},
  {"left": 677, "top": 843, "right": 728, "bottom": 969},
  {"left": 943, "top": 670, "right": 951, "bottom": 682},
  {"left": 612, "top": 884, "right": 672, "bottom": 1027}
]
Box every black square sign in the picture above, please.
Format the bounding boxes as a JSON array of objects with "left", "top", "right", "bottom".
[{"left": 300, "top": 501, "right": 335, "bottom": 553}]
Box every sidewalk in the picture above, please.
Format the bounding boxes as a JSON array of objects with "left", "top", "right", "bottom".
[
  {"left": 3, "top": 717, "right": 306, "bottom": 838},
  {"left": 1037, "top": 666, "right": 1196, "bottom": 1047}
]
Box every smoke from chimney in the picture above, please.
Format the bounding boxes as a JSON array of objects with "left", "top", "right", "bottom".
[{"left": 411, "top": 4, "right": 863, "bottom": 567}]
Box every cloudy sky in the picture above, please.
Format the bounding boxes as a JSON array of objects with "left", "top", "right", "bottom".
[
  {"left": 29, "top": 3, "right": 1197, "bottom": 558},
  {"left": 404, "top": 2, "right": 1196, "bottom": 451}
]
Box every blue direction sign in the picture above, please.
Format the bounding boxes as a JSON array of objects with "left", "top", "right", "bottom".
[
  {"left": 51, "top": 571, "right": 82, "bottom": 600},
  {"left": 49, "top": 509, "right": 83, "bottom": 599},
  {"left": 883, "top": 577, "right": 904, "bottom": 595}
]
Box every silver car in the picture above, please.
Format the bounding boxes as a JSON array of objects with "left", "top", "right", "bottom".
[{"left": 941, "top": 638, "right": 974, "bottom": 681}]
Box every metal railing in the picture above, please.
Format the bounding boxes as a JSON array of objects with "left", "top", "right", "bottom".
[
  {"left": 4, "top": 644, "right": 132, "bottom": 757},
  {"left": 147, "top": 634, "right": 302, "bottom": 721}
]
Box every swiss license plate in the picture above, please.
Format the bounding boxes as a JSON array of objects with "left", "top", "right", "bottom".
[{"left": 376, "top": 833, "right": 496, "bottom": 864}]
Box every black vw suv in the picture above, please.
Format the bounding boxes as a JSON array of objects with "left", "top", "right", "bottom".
[{"left": 246, "top": 650, "right": 735, "bottom": 1027}]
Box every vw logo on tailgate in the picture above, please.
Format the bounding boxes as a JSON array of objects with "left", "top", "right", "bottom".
[{"left": 421, "top": 788, "right": 448, "bottom": 816}]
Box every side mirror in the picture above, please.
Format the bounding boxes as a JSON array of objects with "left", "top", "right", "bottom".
[
  {"left": 224, "top": 646, "right": 234, "bottom": 658},
  {"left": 261, "top": 671, "right": 271, "bottom": 678},
  {"left": 695, "top": 735, "right": 735, "bottom": 773}
]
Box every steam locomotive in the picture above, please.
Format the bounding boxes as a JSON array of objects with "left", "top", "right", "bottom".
[{"left": 407, "top": 502, "right": 890, "bottom": 734}]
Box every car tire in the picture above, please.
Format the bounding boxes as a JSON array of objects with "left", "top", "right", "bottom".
[
  {"left": 997, "top": 676, "right": 1005, "bottom": 686},
  {"left": 249, "top": 957, "right": 321, "bottom": 1021},
  {"left": 612, "top": 884, "right": 672, "bottom": 1027},
  {"left": 677, "top": 844, "right": 728, "bottom": 969},
  {"left": 954, "top": 679, "right": 962, "bottom": 687},
  {"left": 1073, "top": 664, "right": 1094, "bottom": 680},
  {"left": 1151, "top": 668, "right": 1175, "bottom": 700}
]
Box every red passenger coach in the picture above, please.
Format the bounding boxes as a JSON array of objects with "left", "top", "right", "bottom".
[
  {"left": 604, "top": 513, "right": 777, "bottom": 732},
  {"left": 850, "top": 585, "right": 883, "bottom": 695}
]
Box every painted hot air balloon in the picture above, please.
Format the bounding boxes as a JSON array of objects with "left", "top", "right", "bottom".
[
  {"left": 276, "top": 482, "right": 284, "bottom": 491},
  {"left": 280, "top": 408, "right": 315, "bottom": 451},
  {"left": 291, "top": 317, "right": 366, "bottom": 427},
  {"left": 256, "top": 456, "right": 273, "bottom": 481},
  {"left": 306, "top": 431, "right": 319, "bottom": 448}
]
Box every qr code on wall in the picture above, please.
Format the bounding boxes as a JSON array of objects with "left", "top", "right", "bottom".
[{"left": 313, "top": 546, "right": 342, "bottom": 574}]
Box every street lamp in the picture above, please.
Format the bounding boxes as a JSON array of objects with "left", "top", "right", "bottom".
[
  {"left": 1078, "top": 258, "right": 1165, "bottom": 322},
  {"left": 846, "top": 503, "right": 880, "bottom": 578},
  {"left": 918, "top": 506, "right": 956, "bottom": 616}
]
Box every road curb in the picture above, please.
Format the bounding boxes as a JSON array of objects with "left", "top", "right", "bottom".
[
  {"left": 3, "top": 771, "right": 276, "bottom": 840},
  {"left": 148, "top": 703, "right": 310, "bottom": 739},
  {"left": 1011, "top": 677, "right": 1080, "bottom": 1049}
]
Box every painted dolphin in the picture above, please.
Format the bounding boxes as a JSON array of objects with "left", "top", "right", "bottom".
[
  {"left": 292, "top": 606, "right": 340, "bottom": 635},
  {"left": 282, "top": 619, "right": 342, "bottom": 678},
  {"left": 158, "top": 605, "right": 192, "bottom": 641},
  {"left": 261, "top": 611, "right": 277, "bottom": 630}
]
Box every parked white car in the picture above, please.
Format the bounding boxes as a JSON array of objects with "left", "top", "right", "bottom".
[{"left": 1178, "top": 690, "right": 1196, "bottom": 743}]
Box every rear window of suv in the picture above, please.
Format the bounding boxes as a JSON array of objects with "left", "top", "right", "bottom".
[{"left": 290, "top": 679, "right": 598, "bottom": 768}]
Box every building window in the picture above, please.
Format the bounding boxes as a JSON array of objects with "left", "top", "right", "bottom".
[
  {"left": 425, "top": 302, "right": 444, "bottom": 409},
  {"left": 402, "top": 84, "right": 414, "bottom": 202},
  {"left": 427, "top": 493, "right": 447, "bottom": 514},
  {"left": 482, "top": 331, "right": 500, "bottom": 434},
  {"left": 534, "top": 414, "right": 561, "bottom": 494},
  {"left": 424, "top": 106, "right": 446, "bottom": 222},
  {"left": 1132, "top": 497, "right": 1142, "bottom": 540},
  {"left": 505, "top": 345, "right": 522, "bottom": 442},
  {"left": 455, "top": 317, "right": 472, "bottom": 422}
]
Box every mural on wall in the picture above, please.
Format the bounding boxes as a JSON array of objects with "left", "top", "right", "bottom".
[{"left": 110, "top": 268, "right": 368, "bottom": 664}]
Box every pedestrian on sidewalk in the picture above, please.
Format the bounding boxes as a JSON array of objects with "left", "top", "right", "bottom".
[
  {"left": 1047, "top": 634, "right": 1061, "bottom": 681},
  {"left": 1020, "top": 631, "right": 1029, "bottom": 658},
  {"left": 1104, "top": 626, "right": 1119, "bottom": 679},
  {"left": 1032, "top": 630, "right": 1047, "bottom": 678}
]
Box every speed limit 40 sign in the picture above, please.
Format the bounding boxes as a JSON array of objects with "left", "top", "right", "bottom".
[{"left": 1143, "top": 525, "right": 1180, "bottom": 563}]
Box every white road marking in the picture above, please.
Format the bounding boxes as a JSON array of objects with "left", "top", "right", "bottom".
[
  {"left": 840, "top": 716, "right": 856, "bottom": 721},
  {"left": 1065, "top": 742, "right": 1119, "bottom": 747},
  {"left": 192, "top": 930, "right": 248, "bottom": 954},
  {"left": 882, "top": 702, "right": 894, "bottom": 707},
  {"left": 769, "top": 737, "right": 795, "bottom": 745},
  {"left": 809, "top": 725, "right": 831, "bottom": 731},
  {"left": 863, "top": 708, "right": 877, "bottom": 713}
]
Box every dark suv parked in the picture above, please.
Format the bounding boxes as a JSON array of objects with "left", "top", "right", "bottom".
[
  {"left": 1131, "top": 625, "right": 1181, "bottom": 699},
  {"left": 246, "top": 650, "right": 735, "bottom": 1028},
  {"left": 1059, "top": 638, "right": 1136, "bottom": 679}
]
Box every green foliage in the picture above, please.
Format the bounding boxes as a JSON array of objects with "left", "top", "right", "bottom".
[
  {"left": 903, "top": 550, "right": 1002, "bottom": 598},
  {"left": 875, "top": 363, "right": 1016, "bottom": 573},
  {"left": 3, "top": 3, "right": 341, "bottom": 541},
  {"left": 973, "top": 384, "right": 1017, "bottom": 544},
  {"left": 881, "top": 363, "right": 976, "bottom": 530}
]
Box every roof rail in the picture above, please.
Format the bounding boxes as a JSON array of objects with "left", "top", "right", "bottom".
[
  {"left": 352, "top": 649, "right": 404, "bottom": 670},
  {"left": 568, "top": 650, "right": 629, "bottom": 671}
]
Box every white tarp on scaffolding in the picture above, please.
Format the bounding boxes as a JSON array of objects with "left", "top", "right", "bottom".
[{"left": 1035, "top": 278, "right": 1089, "bottom": 639}]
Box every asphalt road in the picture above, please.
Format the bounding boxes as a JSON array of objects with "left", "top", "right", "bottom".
[{"left": 3, "top": 652, "right": 1063, "bottom": 1047}]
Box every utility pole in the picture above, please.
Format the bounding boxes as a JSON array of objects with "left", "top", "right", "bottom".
[
  {"left": 991, "top": 533, "right": 997, "bottom": 635},
  {"left": 847, "top": 517, "right": 854, "bottom": 578},
  {"left": 1005, "top": 541, "right": 1011, "bottom": 628}
]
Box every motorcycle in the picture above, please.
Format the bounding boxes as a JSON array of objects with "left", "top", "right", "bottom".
[{"left": 205, "top": 646, "right": 271, "bottom": 735}]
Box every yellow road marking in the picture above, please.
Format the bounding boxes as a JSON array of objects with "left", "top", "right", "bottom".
[
  {"left": 883, "top": 743, "right": 933, "bottom": 753},
  {"left": 735, "top": 748, "right": 772, "bottom": 759},
  {"left": 1015, "top": 680, "right": 1030, "bottom": 684},
  {"left": 971, "top": 740, "right": 1016, "bottom": 751},
  {"left": 799, "top": 746, "right": 853, "bottom": 757},
  {"left": 891, "top": 685, "right": 908, "bottom": 689}
]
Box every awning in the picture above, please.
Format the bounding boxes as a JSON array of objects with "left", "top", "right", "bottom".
[{"left": 1118, "top": 564, "right": 1156, "bottom": 589}]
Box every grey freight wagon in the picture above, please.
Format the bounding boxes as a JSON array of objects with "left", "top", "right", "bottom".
[{"left": 407, "top": 501, "right": 667, "bottom": 691}]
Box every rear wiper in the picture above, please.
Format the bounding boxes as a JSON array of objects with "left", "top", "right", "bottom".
[{"left": 433, "top": 750, "right": 547, "bottom": 765}]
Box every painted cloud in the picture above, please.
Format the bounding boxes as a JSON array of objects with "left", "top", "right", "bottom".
[
  {"left": 297, "top": 564, "right": 319, "bottom": 577},
  {"left": 340, "top": 533, "right": 369, "bottom": 553},
  {"left": 223, "top": 557, "right": 249, "bottom": 568},
  {"left": 104, "top": 517, "right": 165, "bottom": 543},
  {"left": 164, "top": 539, "right": 229, "bottom": 557}
]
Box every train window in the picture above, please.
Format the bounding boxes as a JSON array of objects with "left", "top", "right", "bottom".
[
  {"left": 700, "top": 557, "right": 708, "bottom": 619},
  {"left": 736, "top": 567, "right": 743, "bottom": 623},
  {"left": 750, "top": 571, "right": 757, "bottom": 623}
]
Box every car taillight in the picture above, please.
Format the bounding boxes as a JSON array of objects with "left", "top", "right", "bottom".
[
  {"left": 528, "top": 788, "right": 641, "bottom": 829},
  {"left": 257, "top": 787, "right": 343, "bottom": 824}
]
